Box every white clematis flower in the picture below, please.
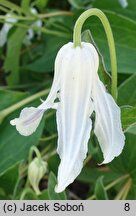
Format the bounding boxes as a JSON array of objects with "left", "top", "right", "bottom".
[
  {"left": 118, "top": 0, "right": 128, "bottom": 8},
  {"left": 0, "top": 13, "right": 17, "bottom": 47},
  {"left": 0, "top": 8, "right": 42, "bottom": 47},
  {"left": 23, "top": 8, "right": 42, "bottom": 45},
  {"left": 10, "top": 42, "right": 125, "bottom": 193}
]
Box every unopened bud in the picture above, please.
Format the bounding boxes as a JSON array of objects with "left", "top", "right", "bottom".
[{"left": 28, "top": 157, "right": 47, "bottom": 195}]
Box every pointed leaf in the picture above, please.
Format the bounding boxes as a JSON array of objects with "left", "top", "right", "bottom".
[
  {"left": 0, "top": 90, "right": 44, "bottom": 175},
  {"left": 4, "top": 27, "right": 27, "bottom": 85},
  {"left": 110, "top": 128, "right": 136, "bottom": 182},
  {"left": 95, "top": 176, "right": 108, "bottom": 200},
  {"left": 121, "top": 106, "right": 136, "bottom": 131},
  {"left": 118, "top": 73, "right": 136, "bottom": 106}
]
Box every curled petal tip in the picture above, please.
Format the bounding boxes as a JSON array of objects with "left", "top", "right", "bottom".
[
  {"left": 10, "top": 119, "right": 17, "bottom": 126},
  {"left": 10, "top": 107, "right": 44, "bottom": 136},
  {"left": 55, "top": 185, "right": 65, "bottom": 193},
  {"left": 101, "top": 135, "right": 125, "bottom": 165}
]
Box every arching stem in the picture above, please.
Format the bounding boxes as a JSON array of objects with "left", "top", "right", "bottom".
[{"left": 73, "top": 8, "right": 117, "bottom": 100}]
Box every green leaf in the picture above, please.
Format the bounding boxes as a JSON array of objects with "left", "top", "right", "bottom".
[
  {"left": 95, "top": 176, "right": 108, "bottom": 200},
  {"left": 0, "top": 164, "right": 19, "bottom": 199},
  {"left": 45, "top": 111, "right": 57, "bottom": 133},
  {"left": 0, "top": 89, "right": 28, "bottom": 111},
  {"left": 118, "top": 73, "right": 136, "bottom": 106},
  {"left": 88, "top": 133, "right": 103, "bottom": 163},
  {"left": 84, "top": 10, "right": 136, "bottom": 74},
  {"left": 127, "top": 125, "right": 136, "bottom": 135},
  {"left": 121, "top": 106, "right": 136, "bottom": 131},
  {"left": 127, "top": 185, "right": 136, "bottom": 199},
  {"left": 68, "top": 0, "right": 92, "bottom": 9},
  {"left": 21, "top": 0, "right": 31, "bottom": 10},
  {"left": 38, "top": 189, "right": 49, "bottom": 200},
  {"left": 4, "top": 27, "right": 27, "bottom": 85},
  {"left": 93, "top": 0, "right": 123, "bottom": 9},
  {"left": 93, "top": 0, "right": 136, "bottom": 20},
  {"left": 23, "top": 35, "right": 70, "bottom": 73},
  {"left": 110, "top": 130, "right": 136, "bottom": 181},
  {"left": 48, "top": 172, "right": 66, "bottom": 200},
  {"left": 0, "top": 114, "right": 44, "bottom": 175},
  {"left": 0, "top": 90, "right": 44, "bottom": 175},
  {"left": 48, "top": 154, "right": 59, "bottom": 176},
  {"left": 78, "top": 167, "right": 121, "bottom": 184},
  {"left": 36, "top": 0, "right": 48, "bottom": 9}
]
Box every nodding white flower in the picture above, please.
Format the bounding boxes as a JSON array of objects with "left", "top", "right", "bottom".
[
  {"left": 118, "top": 0, "right": 128, "bottom": 8},
  {"left": 23, "top": 8, "right": 42, "bottom": 45},
  {"left": 0, "top": 13, "right": 17, "bottom": 47},
  {"left": 0, "top": 8, "right": 42, "bottom": 47},
  {"left": 10, "top": 42, "right": 125, "bottom": 193}
]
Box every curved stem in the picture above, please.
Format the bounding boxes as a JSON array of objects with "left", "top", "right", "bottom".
[
  {"left": 20, "top": 188, "right": 37, "bottom": 200},
  {"left": 28, "top": 146, "right": 42, "bottom": 164},
  {"left": 73, "top": 8, "right": 117, "bottom": 100},
  {"left": 40, "top": 134, "right": 57, "bottom": 142},
  {"left": 25, "top": 146, "right": 42, "bottom": 189}
]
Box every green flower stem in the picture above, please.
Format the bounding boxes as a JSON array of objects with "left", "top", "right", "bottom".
[
  {"left": 83, "top": 154, "right": 92, "bottom": 166},
  {"left": 42, "top": 150, "right": 56, "bottom": 160},
  {"left": 121, "top": 179, "right": 131, "bottom": 200},
  {"left": 0, "top": 19, "right": 69, "bottom": 38},
  {"left": 0, "top": 15, "right": 34, "bottom": 20},
  {"left": 28, "top": 146, "right": 42, "bottom": 164},
  {"left": 0, "top": 0, "right": 23, "bottom": 14},
  {"left": 25, "top": 146, "right": 42, "bottom": 189},
  {"left": 73, "top": 8, "right": 117, "bottom": 100},
  {"left": 0, "top": 11, "right": 72, "bottom": 21},
  {"left": 87, "top": 174, "right": 129, "bottom": 200},
  {"left": 0, "top": 5, "right": 9, "bottom": 13},
  {"left": 0, "top": 82, "right": 43, "bottom": 90},
  {"left": 114, "top": 178, "right": 131, "bottom": 200},
  {"left": 20, "top": 188, "right": 38, "bottom": 200},
  {"left": 39, "top": 11, "right": 73, "bottom": 18},
  {"left": 41, "top": 145, "right": 52, "bottom": 157},
  {"left": 0, "top": 88, "right": 49, "bottom": 123},
  {"left": 40, "top": 134, "right": 57, "bottom": 142}
]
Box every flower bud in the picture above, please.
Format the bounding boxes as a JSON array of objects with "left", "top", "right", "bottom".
[{"left": 28, "top": 157, "right": 47, "bottom": 195}]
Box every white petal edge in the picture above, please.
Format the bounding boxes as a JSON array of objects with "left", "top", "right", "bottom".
[
  {"left": 0, "top": 14, "right": 17, "bottom": 47},
  {"left": 38, "top": 42, "right": 73, "bottom": 110},
  {"left": 0, "top": 25, "right": 8, "bottom": 47},
  {"left": 10, "top": 107, "right": 44, "bottom": 136},
  {"left": 84, "top": 42, "right": 125, "bottom": 164},
  {"left": 93, "top": 77, "right": 125, "bottom": 164},
  {"left": 10, "top": 42, "right": 73, "bottom": 136}
]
